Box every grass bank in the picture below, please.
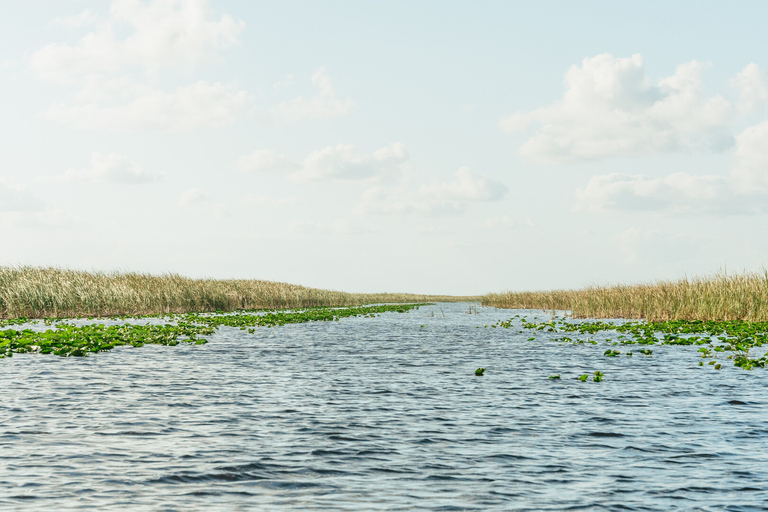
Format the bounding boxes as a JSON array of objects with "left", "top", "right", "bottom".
[
  {"left": 482, "top": 271, "right": 768, "bottom": 321},
  {"left": 0, "top": 266, "right": 477, "bottom": 319}
]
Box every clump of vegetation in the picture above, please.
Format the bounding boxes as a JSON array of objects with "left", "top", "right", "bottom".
[
  {"left": 493, "top": 314, "right": 768, "bottom": 371},
  {"left": 475, "top": 368, "right": 486, "bottom": 376},
  {"left": 0, "top": 303, "right": 424, "bottom": 359},
  {"left": 0, "top": 265, "right": 477, "bottom": 319},
  {"left": 483, "top": 270, "right": 768, "bottom": 321},
  {"left": 577, "top": 371, "right": 604, "bottom": 382}
]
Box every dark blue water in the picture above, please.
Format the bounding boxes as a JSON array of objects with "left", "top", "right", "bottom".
[{"left": 2, "top": 303, "right": 768, "bottom": 511}]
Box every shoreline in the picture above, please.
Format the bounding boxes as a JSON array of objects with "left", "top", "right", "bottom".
[
  {"left": 0, "top": 265, "right": 478, "bottom": 320},
  {"left": 482, "top": 270, "right": 768, "bottom": 322}
]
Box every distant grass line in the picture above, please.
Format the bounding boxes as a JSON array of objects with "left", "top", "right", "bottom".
[
  {"left": 0, "top": 266, "right": 477, "bottom": 319},
  {"left": 482, "top": 271, "right": 768, "bottom": 321}
]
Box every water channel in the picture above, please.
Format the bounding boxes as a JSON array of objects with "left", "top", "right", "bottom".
[{"left": 2, "top": 303, "right": 768, "bottom": 510}]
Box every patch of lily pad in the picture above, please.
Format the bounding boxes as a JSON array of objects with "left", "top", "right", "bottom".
[
  {"left": 491, "top": 314, "right": 768, "bottom": 371},
  {"left": 0, "top": 304, "right": 425, "bottom": 359}
]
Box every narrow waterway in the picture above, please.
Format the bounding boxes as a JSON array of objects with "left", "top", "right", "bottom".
[{"left": 2, "top": 303, "right": 767, "bottom": 510}]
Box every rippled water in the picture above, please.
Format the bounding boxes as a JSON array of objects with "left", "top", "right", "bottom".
[{"left": 2, "top": 303, "right": 768, "bottom": 511}]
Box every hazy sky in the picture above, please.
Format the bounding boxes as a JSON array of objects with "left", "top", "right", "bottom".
[{"left": 2, "top": 0, "right": 768, "bottom": 295}]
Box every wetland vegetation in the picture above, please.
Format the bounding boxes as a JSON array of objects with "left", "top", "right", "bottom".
[
  {"left": 492, "top": 313, "right": 768, "bottom": 371},
  {"left": 0, "top": 303, "right": 424, "bottom": 359},
  {"left": 7, "top": 265, "right": 768, "bottom": 375},
  {"left": 483, "top": 270, "right": 768, "bottom": 321},
  {"left": 0, "top": 266, "right": 476, "bottom": 319}
]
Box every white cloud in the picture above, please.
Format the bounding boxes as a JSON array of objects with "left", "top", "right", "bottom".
[
  {"left": 178, "top": 188, "right": 232, "bottom": 218},
  {"left": 31, "top": 0, "right": 244, "bottom": 84},
  {"left": 294, "top": 143, "right": 408, "bottom": 182},
  {"left": 237, "top": 143, "right": 409, "bottom": 182},
  {"left": 731, "top": 63, "right": 768, "bottom": 114},
  {"left": 272, "top": 68, "right": 355, "bottom": 122},
  {"left": 730, "top": 121, "right": 768, "bottom": 193},
  {"left": 289, "top": 219, "right": 371, "bottom": 236},
  {"left": 40, "top": 152, "right": 159, "bottom": 184},
  {"left": 237, "top": 150, "right": 298, "bottom": 173},
  {"left": 500, "top": 54, "right": 734, "bottom": 163},
  {"left": 273, "top": 74, "right": 294, "bottom": 91},
  {"left": 240, "top": 194, "right": 296, "bottom": 207},
  {"left": 574, "top": 121, "right": 768, "bottom": 216},
  {"left": 356, "top": 167, "right": 507, "bottom": 215},
  {"left": 32, "top": 1, "right": 248, "bottom": 132},
  {"left": 574, "top": 172, "right": 744, "bottom": 215},
  {"left": 481, "top": 215, "right": 534, "bottom": 230},
  {"left": 0, "top": 178, "right": 44, "bottom": 211},
  {"left": 50, "top": 9, "right": 98, "bottom": 29},
  {"left": 46, "top": 80, "right": 249, "bottom": 131},
  {"left": 178, "top": 188, "right": 211, "bottom": 208}
]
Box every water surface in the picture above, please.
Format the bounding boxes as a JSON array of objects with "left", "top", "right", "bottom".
[{"left": 2, "top": 303, "right": 768, "bottom": 510}]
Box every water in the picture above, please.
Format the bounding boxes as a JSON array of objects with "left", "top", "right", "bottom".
[{"left": 2, "top": 303, "right": 768, "bottom": 511}]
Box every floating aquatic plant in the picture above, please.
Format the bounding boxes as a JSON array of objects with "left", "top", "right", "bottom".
[
  {"left": 475, "top": 368, "right": 486, "bottom": 376},
  {"left": 0, "top": 304, "right": 425, "bottom": 359},
  {"left": 497, "top": 314, "right": 768, "bottom": 371}
]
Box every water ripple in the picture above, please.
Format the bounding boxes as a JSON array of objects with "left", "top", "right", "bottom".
[{"left": 2, "top": 303, "right": 768, "bottom": 510}]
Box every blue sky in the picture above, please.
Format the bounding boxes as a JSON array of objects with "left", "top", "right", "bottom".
[{"left": 2, "top": 1, "right": 768, "bottom": 294}]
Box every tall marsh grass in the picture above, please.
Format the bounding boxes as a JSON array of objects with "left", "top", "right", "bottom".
[
  {"left": 0, "top": 266, "right": 476, "bottom": 319},
  {"left": 483, "top": 271, "right": 768, "bottom": 321}
]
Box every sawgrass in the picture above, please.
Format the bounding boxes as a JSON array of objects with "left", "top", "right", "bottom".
[
  {"left": 482, "top": 271, "right": 768, "bottom": 321},
  {"left": 0, "top": 265, "right": 476, "bottom": 319}
]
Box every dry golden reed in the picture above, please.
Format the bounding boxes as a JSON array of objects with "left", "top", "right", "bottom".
[
  {"left": 0, "top": 266, "right": 477, "bottom": 319},
  {"left": 482, "top": 271, "right": 768, "bottom": 321}
]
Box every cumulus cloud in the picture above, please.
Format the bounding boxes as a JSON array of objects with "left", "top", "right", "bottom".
[
  {"left": 238, "top": 143, "right": 409, "bottom": 182},
  {"left": 237, "top": 150, "right": 299, "bottom": 173},
  {"left": 240, "top": 194, "right": 296, "bottom": 207},
  {"left": 273, "top": 74, "right": 294, "bottom": 91},
  {"left": 46, "top": 81, "right": 249, "bottom": 131},
  {"left": 31, "top": 0, "right": 244, "bottom": 84},
  {"left": 500, "top": 54, "right": 734, "bottom": 163},
  {"left": 178, "top": 188, "right": 211, "bottom": 208},
  {"left": 481, "top": 215, "right": 534, "bottom": 230},
  {"left": 0, "top": 178, "right": 44, "bottom": 211},
  {"left": 50, "top": 9, "right": 98, "bottom": 29},
  {"left": 575, "top": 121, "right": 768, "bottom": 216},
  {"left": 574, "top": 172, "right": 745, "bottom": 215},
  {"left": 271, "top": 68, "right": 355, "bottom": 122},
  {"left": 731, "top": 63, "right": 768, "bottom": 114},
  {"left": 289, "top": 219, "right": 371, "bottom": 236},
  {"left": 294, "top": 143, "right": 407, "bottom": 182},
  {"left": 31, "top": 0, "right": 248, "bottom": 132},
  {"left": 356, "top": 167, "right": 507, "bottom": 215},
  {"left": 40, "top": 152, "right": 159, "bottom": 184},
  {"left": 730, "top": 121, "right": 768, "bottom": 193},
  {"left": 178, "top": 187, "right": 231, "bottom": 217},
  {"left": 237, "top": 145, "right": 506, "bottom": 216}
]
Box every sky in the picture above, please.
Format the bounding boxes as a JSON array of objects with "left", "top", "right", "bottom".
[{"left": 2, "top": 0, "right": 768, "bottom": 295}]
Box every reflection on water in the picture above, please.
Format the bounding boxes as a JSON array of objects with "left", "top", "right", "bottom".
[{"left": 2, "top": 303, "right": 768, "bottom": 510}]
